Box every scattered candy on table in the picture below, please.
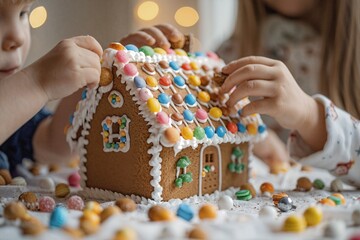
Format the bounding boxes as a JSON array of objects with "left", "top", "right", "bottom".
[
  {"left": 277, "top": 196, "right": 295, "bottom": 212},
  {"left": 198, "top": 204, "right": 217, "bottom": 220},
  {"left": 296, "top": 177, "right": 312, "bottom": 191},
  {"left": 39, "top": 196, "right": 56, "bottom": 212},
  {"left": 55, "top": 183, "right": 70, "bottom": 198},
  {"left": 235, "top": 189, "right": 252, "bottom": 201},
  {"left": 67, "top": 195, "right": 84, "bottom": 211},
  {"left": 217, "top": 195, "right": 234, "bottom": 210},
  {"left": 115, "top": 198, "right": 137, "bottom": 212},
  {"left": 176, "top": 203, "right": 194, "bottom": 221},
  {"left": 330, "top": 179, "right": 344, "bottom": 192},
  {"left": 303, "top": 206, "right": 323, "bottom": 226}
]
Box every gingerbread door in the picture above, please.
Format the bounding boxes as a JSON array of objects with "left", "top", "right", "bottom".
[{"left": 199, "top": 145, "right": 222, "bottom": 196}]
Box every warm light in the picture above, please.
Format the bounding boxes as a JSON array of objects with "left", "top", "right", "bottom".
[
  {"left": 175, "top": 7, "right": 199, "bottom": 27},
  {"left": 137, "top": 1, "right": 159, "bottom": 21},
  {"left": 29, "top": 6, "right": 47, "bottom": 28}
]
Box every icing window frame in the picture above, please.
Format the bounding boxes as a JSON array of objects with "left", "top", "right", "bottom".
[{"left": 101, "top": 115, "right": 131, "bottom": 153}]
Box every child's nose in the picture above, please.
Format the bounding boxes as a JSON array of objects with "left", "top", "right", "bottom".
[{"left": 2, "top": 23, "right": 25, "bottom": 51}]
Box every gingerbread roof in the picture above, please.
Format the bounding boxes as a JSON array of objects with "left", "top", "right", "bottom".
[{"left": 67, "top": 43, "right": 266, "bottom": 154}]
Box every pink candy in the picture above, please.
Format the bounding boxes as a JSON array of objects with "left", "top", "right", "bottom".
[
  {"left": 196, "top": 109, "right": 208, "bottom": 122},
  {"left": 68, "top": 171, "right": 81, "bottom": 188},
  {"left": 138, "top": 88, "right": 153, "bottom": 102},
  {"left": 156, "top": 112, "right": 169, "bottom": 125},
  {"left": 39, "top": 196, "right": 56, "bottom": 212},
  {"left": 66, "top": 195, "right": 84, "bottom": 211},
  {"left": 206, "top": 51, "right": 219, "bottom": 60},
  {"left": 115, "top": 50, "right": 129, "bottom": 64},
  {"left": 123, "top": 63, "right": 138, "bottom": 76},
  {"left": 166, "top": 48, "right": 175, "bottom": 55}
]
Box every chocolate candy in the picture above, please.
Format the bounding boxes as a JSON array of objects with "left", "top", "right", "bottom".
[
  {"left": 0, "top": 169, "right": 12, "bottom": 184},
  {"left": 21, "top": 217, "right": 45, "bottom": 236},
  {"left": 330, "top": 179, "right": 343, "bottom": 192},
  {"left": 171, "top": 112, "right": 184, "bottom": 122},
  {"left": 213, "top": 72, "right": 228, "bottom": 86},
  {"left": 176, "top": 203, "right": 194, "bottom": 221},
  {"left": 55, "top": 183, "right": 70, "bottom": 198},
  {"left": 115, "top": 198, "right": 137, "bottom": 212},
  {"left": 296, "top": 177, "right": 312, "bottom": 191},
  {"left": 172, "top": 93, "right": 183, "bottom": 105},
  {"left": 159, "top": 60, "right": 169, "bottom": 69},
  {"left": 272, "top": 192, "right": 288, "bottom": 206}
]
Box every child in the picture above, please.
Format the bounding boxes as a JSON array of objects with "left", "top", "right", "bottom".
[{"left": 218, "top": 0, "right": 360, "bottom": 186}]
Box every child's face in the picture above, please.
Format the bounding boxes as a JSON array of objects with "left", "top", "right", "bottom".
[
  {"left": 0, "top": 1, "right": 33, "bottom": 80},
  {"left": 263, "top": 0, "right": 317, "bottom": 17}
]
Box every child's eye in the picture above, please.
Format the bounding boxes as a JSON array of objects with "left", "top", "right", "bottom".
[{"left": 20, "top": 11, "right": 29, "bottom": 18}]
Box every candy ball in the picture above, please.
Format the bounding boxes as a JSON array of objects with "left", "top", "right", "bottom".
[
  {"left": 38, "top": 177, "right": 55, "bottom": 191},
  {"left": 163, "top": 127, "right": 180, "bottom": 144},
  {"left": 188, "top": 75, "right": 201, "bottom": 87},
  {"left": 134, "top": 76, "right": 146, "bottom": 88},
  {"left": 159, "top": 76, "right": 172, "bottom": 88},
  {"left": 197, "top": 91, "right": 210, "bottom": 103},
  {"left": 156, "top": 112, "right": 169, "bottom": 125},
  {"left": 313, "top": 178, "right": 325, "bottom": 189},
  {"left": 173, "top": 76, "right": 185, "bottom": 88},
  {"left": 246, "top": 123, "right": 257, "bottom": 135},
  {"left": 115, "top": 198, "right": 137, "bottom": 212},
  {"left": 332, "top": 193, "right": 346, "bottom": 204},
  {"left": 303, "top": 206, "right": 323, "bottom": 226},
  {"left": 68, "top": 171, "right": 81, "bottom": 187},
  {"left": 147, "top": 98, "right": 161, "bottom": 113},
  {"left": 184, "top": 94, "right": 197, "bottom": 107},
  {"left": 148, "top": 205, "right": 174, "bottom": 222},
  {"left": 123, "top": 63, "right": 138, "bottom": 76},
  {"left": 100, "top": 67, "right": 113, "bottom": 86},
  {"left": 55, "top": 183, "right": 70, "bottom": 198},
  {"left": 4, "top": 201, "right": 28, "bottom": 220},
  {"left": 204, "top": 126, "right": 215, "bottom": 138},
  {"left": 100, "top": 206, "right": 121, "bottom": 223},
  {"left": 181, "top": 127, "right": 193, "bottom": 140},
  {"left": 209, "top": 107, "right": 222, "bottom": 120},
  {"left": 296, "top": 177, "right": 312, "bottom": 191},
  {"left": 330, "top": 179, "right": 343, "bottom": 192},
  {"left": 115, "top": 50, "right": 129, "bottom": 63},
  {"left": 282, "top": 215, "right": 306, "bottom": 232},
  {"left": 188, "top": 227, "right": 207, "bottom": 240},
  {"left": 258, "top": 206, "right": 278, "bottom": 219},
  {"left": 49, "top": 206, "right": 68, "bottom": 228},
  {"left": 278, "top": 197, "right": 294, "bottom": 212},
  {"left": 176, "top": 203, "right": 194, "bottom": 221},
  {"left": 39, "top": 196, "right": 56, "bottom": 212},
  {"left": 138, "top": 88, "right": 153, "bottom": 102},
  {"left": 139, "top": 45, "right": 155, "bottom": 56},
  {"left": 216, "top": 126, "right": 227, "bottom": 138},
  {"left": 67, "top": 195, "right": 84, "bottom": 211},
  {"left": 218, "top": 195, "right": 233, "bottom": 210},
  {"left": 84, "top": 201, "right": 103, "bottom": 215},
  {"left": 352, "top": 208, "right": 360, "bottom": 226},
  {"left": 183, "top": 109, "right": 194, "bottom": 122},
  {"left": 260, "top": 182, "right": 275, "bottom": 194},
  {"left": 193, "top": 126, "right": 205, "bottom": 140},
  {"left": 198, "top": 204, "right": 217, "bottom": 220}
]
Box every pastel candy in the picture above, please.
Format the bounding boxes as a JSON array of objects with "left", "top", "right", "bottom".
[
  {"left": 123, "top": 63, "right": 138, "bottom": 76},
  {"left": 175, "top": 49, "right": 187, "bottom": 56},
  {"left": 176, "top": 203, "right": 194, "bottom": 221},
  {"left": 159, "top": 76, "right": 171, "bottom": 87},
  {"left": 173, "top": 76, "right": 185, "bottom": 88},
  {"left": 156, "top": 112, "right": 169, "bottom": 125},
  {"left": 147, "top": 98, "right": 161, "bottom": 113},
  {"left": 158, "top": 93, "right": 170, "bottom": 106},
  {"left": 193, "top": 127, "right": 205, "bottom": 140},
  {"left": 183, "top": 110, "right": 194, "bottom": 122},
  {"left": 138, "top": 88, "right": 153, "bottom": 102},
  {"left": 169, "top": 61, "right": 180, "bottom": 71},
  {"left": 154, "top": 47, "right": 166, "bottom": 55},
  {"left": 115, "top": 50, "right": 129, "bottom": 64},
  {"left": 188, "top": 75, "right": 201, "bottom": 87},
  {"left": 198, "top": 91, "right": 210, "bottom": 103},
  {"left": 195, "top": 109, "right": 208, "bottom": 122},
  {"left": 258, "top": 124, "right": 267, "bottom": 133},
  {"left": 181, "top": 127, "right": 193, "bottom": 140},
  {"left": 134, "top": 76, "right": 146, "bottom": 88},
  {"left": 216, "top": 126, "right": 226, "bottom": 138},
  {"left": 204, "top": 126, "right": 215, "bottom": 138},
  {"left": 139, "top": 46, "right": 155, "bottom": 56},
  {"left": 146, "top": 76, "right": 158, "bottom": 88},
  {"left": 184, "top": 94, "right": 196, "bottom": 106},
  {"left": 49, "top": 206, "right": 68, "bottom": 228},
  {"left": 209, "top": 107, "right": 222, "bottom": 119},
  {"left": 125, "top": 44, "right": 138, "bottom": 52}
]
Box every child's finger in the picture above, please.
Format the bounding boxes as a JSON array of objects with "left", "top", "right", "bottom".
[
  {"left": 81, "top": 67, "right": 101, "bottom": 89},
  {"left": 140, "top": 27, "right": 171, "bottom": 49},
  {"left": 120, "top": 32, "right": 156, "bottom": 47},
  {"left": 78, "top": 48, "right": 101, "bottom": 72},
  {"left": 72, "top": 36, "right": 103, "bottom": 58},
  {"left": 223, "top": 56, "right": 277, "bottom": 74},
  {"left": 220, "top": 64, "right": 275, "bottom": 94},
  {"left": 226, "top": 80, "right": 276, "bottom": 107},
  {"left": 240, "top": 98, "right": 274, "bottom": 117},
  {"left": 155, "top": 24, "right": 184, "bottom": 42}
]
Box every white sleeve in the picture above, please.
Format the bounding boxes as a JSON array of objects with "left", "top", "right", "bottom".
[{"left": 287, "top": 94, "right": 360, "bottom": 187}]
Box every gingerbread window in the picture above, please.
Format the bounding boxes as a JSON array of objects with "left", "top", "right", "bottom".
[
  {"left": 101, "top": 115, "right": 131, "bottom": 152},
  {"left": 108, "top": 90, "right": 124, "bottom": 108}
]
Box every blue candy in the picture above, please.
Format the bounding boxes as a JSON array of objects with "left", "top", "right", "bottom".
[
  {"left": 173, "top": 76, "right": 185, "bottom": 88},
  {"left": 258, "top": 125, "right": 267, "bottom": 134},
  {"left": 184, "top": 94, "right": 196, "bottom": 106},
  {"left": 134, "top": 76, "right": 146, "bottom": 88},
  {"left": 204, "top": 126, "right": 215, "bottom": 139},
  {"left": 236, "top": 123, "right": 246, "bottom": 133},
  {"left": 176, "top": 203, "right": 194, "bottom": 221},
  {"left": 0, "top": 151, "right": 9, "bottom": 170},
  {"left": 169, "top": 61, "right": 180, "bottom": 71},
  {"left": 195, "top": 51, "right": 205, "bottom": 57},
  {"left": 81, "top": 89, "right": 87, "bottom": 99},
  {"left": 125, "top": 44, "right": 139, "bottom": 52},
  {"left": 102, "top": 123, "right": 109, "bottom": 131},
  {"left": 216, "top": 126, "right": 227, "bottom": 138},
  {"left": 158, "top": 93, "right": 170, "bottom": 105},
  {"left": 183, "top": 109, "right": 194, "bottom": 122},
  {"left": 49, "top": 206, "right": 68, "bottom": 228},
  {"left": 69, "top": 114, "right": 74, "bottom": 125}
]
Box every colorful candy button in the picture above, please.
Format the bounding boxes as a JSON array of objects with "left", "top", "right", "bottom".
[
  {"left": 181, "top": 127, "right": 193, "bottom": 140},
  {"left": 198, "top": 204, "right": 217, "bottom": 220},
  {"left": 258, "top": 124, "right": 267, "bottom": 134},
  {"left": 209, "top": 107, "right": 222, "bottom": 120},
  {"left": 183, "top": 109, "right": 194, "bottom": 122},
  {"left": 197, "top": 91, "right": 210, "bottom": 104},
  {"left": 174, "top": 49, "right": 187, "bottom": 56},
  {"left": 190, "top": 62, "right": 199, "bottom": 70},
  {"left": 108, "top": 42, "right": 125, "bottom": 50},
  {"left": 159, "top": 76, "right": 172, "bottom": 88},
  {"left": 156, "top": 112, "right": 169, "bottom": 125},
  {"left": 206, "top": 51, "right": 219, "bottom": 60},
  {"left": 172, "top": 93, "right": 183, "bottom": 105},
  {"left": 188, "top": 75, "right": 201, "bottom": 87},
  {"left": 237, "top": 123, "right": 246, "bottom": 133},
  {"left": 115, "top": 50, "right": 129, "bottom": 64},
  {"left": 123, "top": 63, "right": 138, "bottom": 76},
  {"left": 176, "top": 203, "right": 194, "bottom": 221},
  {"left": 138, "top": 88, "right": 153, "bottom": 102},
  {"left": 193, "top": 127, "right": 205, "bottom": 140},
  {"left": 146, "top": 76, "right": 158, "bottom": 89},
  {"left": 235, "top": 189, "right": 252, "bottom": 201},
  {"left": 163, "top": 127, "right": 180, "bottom": 144},
  {"left": 139, "top": 46, "right": 155, "bottom": 56},
  {"left": 125, "top": 44, "right": 138, "bottom": 52},
  {"left": 169, "top": 61, "right": 180, "bottom": 71},
  {"left": 303, "top": 206, "right": 323, "bottom": 226},
  {"left": 216, "top": 126, "right": 226, "bottom": 138},
  {"left": 147, "top": 98, "right": 161, "bottom": 113},
  {"left": 226, "top": 122, "right": 238, "bottom": 134},
  {"left": 134, "top": 76, "right": 146, "bottom": 88},
  {"left": 142, "top": 62, "right": 155, "bottom": 75},
  {"left": 282, "top": 215, "right": 306, "bottom": 232},
  {"left": 154, "top": 47, "right": 166, "bottom": 55},
  {"left": 246, "top": 123, "right": 257, "bottom": 135},
  {"left": 173, "top": 76, "right": 185, "bottom": 88},
  {"left": 204, "top": 126, "right": 215, "bottom": 138},
  {"left": 184, "top": 94, "right": 197, "bottom": 107},
  {"left": 195, "top": 109, "right": 208, "bottom": 123},
  {"left": 181, "top": 63, "right": 191, "bottom": 71},
  {"left": 158, "top": 93, "right": 170, "bottom": 107}
]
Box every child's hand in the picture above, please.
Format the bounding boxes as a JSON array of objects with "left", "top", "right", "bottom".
[
  {"left": 220, "top": 56, "right": 314, "bottom": 131},
  {"left": 24, "top": 36, "right": 103, "bottom": 101},
  {"left": 120, "top": 24, "right": 184, "bottom": 49}
]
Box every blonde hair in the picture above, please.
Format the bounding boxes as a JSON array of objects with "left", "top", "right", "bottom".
[
  {"left": 232, "top": 0, "right": 360, "bottom": 118},
  {"left": 0, "top": 0, "right": 34, "bottom": 6}
]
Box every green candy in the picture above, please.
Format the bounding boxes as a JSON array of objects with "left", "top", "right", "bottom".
[
  {"left": 313, "top": 179, "right": 325, "bottom": 189},
  {"left": 174, "top": 178, "right": 183, "bottom": 188},
  {"left": 232, "top": 147, "right": 244, "bottom": 158},
  {"left": 180, "top": 173, "right": 193, "bottom": 183},
  {"left": 139, "top": 46, "right": 155, "bottom": 56},
  {"left": 235, "top": 190, "right": 252, "bottom": 201},
  {"left": 235, "top": 163, "right": 245, "bottom": 173},
  {"left": 177, "top": 156, "right": 191, "bottom": 168},
  {"left": 328, "top": 196, "right": 341, "bottom": 205},
  {"left": 228, "top": 162, "right": 236, "bottom": 172},
  {"left": 193, "top": 127, "right": 205, "bottom": 140}
]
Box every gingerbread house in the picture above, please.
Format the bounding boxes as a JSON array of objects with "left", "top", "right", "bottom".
[{"left": 66, "top": 42, "right": 266, "bottom": 202}]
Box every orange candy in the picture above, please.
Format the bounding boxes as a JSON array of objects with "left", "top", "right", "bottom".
[
  {"left": 331, "top": 193, "right": 346, "bottom": 205},
  {"left": 272, "top": 192, "right": 288, "bottom": 206},
  {"left": 108, "top": 42, "right": 125, "bottom": 50},
  {"left": 260, "top": 182, "right": 275, "bottom": 194},
  {"left": 318, "top": 198, "right": 336, "bottom": 206},
  {"left": 199, "top": 204, "right": 217, "bottom": 220}
]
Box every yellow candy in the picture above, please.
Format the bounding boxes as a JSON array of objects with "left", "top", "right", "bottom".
[
  {"left": 120, "top": 130, "right": 126, "bottom": 137},
  {"left": 303, "top": 206, "right": 322, "bottom": 226},
  {"left": 147, "top": 98, "right": 161, "bottom": 113},
  {"left": 119, "top": 142, "right": 126, "bottom": 148},
  {"left": 209, "top": 107, "right": 222, "bottom": 119},
  {"left": 154, "top": 47, "right": 166, "bottom": 55},
  {"left": 174, "top": 48, "right": 187, "bottom": 56},
  {"left": 190, "top": 62, "right": 199, "bottom": 70},
  {"left": 113, "top": 227, "right": 137, "bottom": 240},
  {"left": 146, "top": 76, "right": 158, "bottom": 88},
  {"left": 282, "top": 215, "right": 307, "bottom": 232},
  {"left": 81, "top": 209, "right": 101, "bottom": 225},
  {"left": 246, "top": 123, "right": 257, "bottom": 135},
  {"left": 84, "top": 201, "right": 103, "bottom": 215},
  {"left": 198, "top": 91, "right": 210, "bottom": 103},
  {"left": 108, "top": 42, "right": 125, "bottom": 50},
  {"left": 181, "top": 127, "right": 193, "bottom": 140},
  {"left": 148, "top": 205, "right": 175, "bottom": 222},
  {"left": 199, "top": 204, "right": 217, "bottom": 220},
  {"left": 103, "top": 131, "right": 109, "bottom": 137},
  {"left": 188, "top": 75, "right": 201, "bottom": 87}
]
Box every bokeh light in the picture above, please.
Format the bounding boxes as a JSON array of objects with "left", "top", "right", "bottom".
[
  {"left": 29, "top": 6, "right": 47, "bottom": 28},
  {"left": 175, "top": 7, "right": 199, "bottom": 27},
  {"left": 137, "top": 1, "right": 159, "bottom": 21}
]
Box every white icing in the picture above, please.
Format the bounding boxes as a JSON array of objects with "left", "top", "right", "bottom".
[{"left": 108, "top": 90, "right": 124, "bottom": 108}]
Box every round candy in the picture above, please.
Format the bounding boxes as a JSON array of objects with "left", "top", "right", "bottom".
[
  {"left": 154, "top": 47, "right": 166, "bottom": 55},
  {"left": 181, "top": 63, "right": 191, "bottom": 71},
  {"left": 147, "top": 98, "right": 161, "bottom": 113},
  {"left": 158, "top": 93, "right": 170, "bottom": 106},
  {"left": 237, "top": 123, "right": 246, "bottom": 133},
  {"left": 184, "top": 94, "right": 197, "bottom": 107},
  {"left": 173, "top": 76, "right": 185, "bottom": 88},
  {"left": 100, "top": 67, "right": 113, "bottom": 86},
  {"left": 176, "top": 203, "right": 194, "bottom": 221},
  {"left": 115, "top": 198, "right": 137, "bottom": 212},
  {"left": 246, "top": 123, "right": 257, "bottom": 135},
  {"left": 260, "top": 182, "right": 275, "bottom": 194},
  {"left": 235, "top": 189, "right": 252, "bottom": 201},
  {"left": 125, "top": 44, "right": 139, "bottom": 52},
  {"left": 38, "top": 177, "right": 55, "bottom": 191},
  {"left": 282, "top": 215, "right": 306, "bottom": 232},
  {"left": 55, "top": 183, "right": 70, "bottom": 198},
  {"left": 216, "top": 126, "right": 226, "bottom": 138},
  {"left": 68, "top": 172, "right": 81, "bottom": 188},
  {"left": 188, "top": 227, "right": 207, "bottom": 240},
  {"left": 209, "top": 107, "right": 222, "bottom": 120},
  {"left": 148, "top": 205, "right": 174, "bottom": 222},
  {"left": 318, "top": 198, "right": 336, "bottom": 206},
  {"left": 100, "top": 206, "right": 121, "bottom": 223},
  {"left": 197, "top": 91, "right": 210, "bottom": 103},
  {"left": 303, "top": 206, "right": 322, "bottom": 226},
  {"left": 138, "top": 88, "right": 153, "bottom": 102},
  {"left": 195, "top": 109, "right": 208, "bottom": 123},
  {"left": 332, "top": 193, "right": 346, "bottom": 204},
  {"left": 328, "top": 196, "right": 342, "bottom": 205},
  {"left": 49, "top": 206, "right": 68, "bottom": 228},
  {"left": 4, "top": 201, "right": 28, "bottom": 220},
  {"left": 134, "top": 76, "right": 146, "bottom": 88},
  {"left": 139, "top": 45, "right": 154, "bottom": 56},
  {"left": 193, "top": 126, "right": 205, "bottom": 140},
  {"left": 169, "top": 61, "right": 180, "bottom": 71},
  {"left": 84, "top": 201, "right": 103, "bottom": 215},
  {"left": 123, "top": 63, "right": 138, "bottom": 77},
  {"left": 109, "top": 42, "right": 125, "bottom": 50},
  {"left": 174, "top": 49, "right": 187, "bottom": 56},
  {"left": 198, "top": 204, "right": 217, "bottom": 220},
  {"left": 19, "top": 192, "right": 38, "bottom": 211},
  {"left": 190, "top": 62, "right": 199, "bottom": 70},
  {"left": 330, "top": 179, "right": 343, "bottom": 192},
  {"left": 67, "top": 195, "right": 84, "bottom": 211},
  {"left": 206, "top": 51, "right": 219, "bottom": 60},
  {"left": 181, "top": 127, "right": 193, "bottom": 140},
  {"left": 115, "top": 50, "right": 129, "bottom": 64},
  {"left": 278, "top": 197, "right": 294, "bottom": 212},
  {"left": 296, "top": 177, "right": 312, "bottom": 191},
  {"left": 272, "top": 192, "right": 288, "bottom": 206},
  {"left": 156, "top": 112, "right": 169, "bottom": 125},
  {"left": 39, "top": 196, "right": 55, "bottom": 212},
  {"left": 313, "top": 178, "right": 325, "bottom": 189},
  {"left": 204, "top": 126, "right": 215, "bottom": 138},
  {"left": 146, "top": 76, "right": 158, "bottom": 88},
  {"left": 159, "top": 76, "right": 172, "bottom": 88},
  {"left": 172, "top": 93, "right": 183, "bottom": 105},
  {"left": 352, "top": 208, "right": 360, "bottom": 226},
  {"left": 226, "top": 122, "right": 238, "bottom": 134},
  {"left": 258, "top": 206, "right": 277, "bottom": 218},
  {"left": 163, "top": 127, "right": 180, "bottom": 144},
  {"left": 188, "top": 75, "right": 201, "bottom": 87},
  {"left": 183, "top": 109, "right": 194, "bottom": 122},
  {"left": 323, "top": 220, "right": 346, "bottom": 238},
  {"left": 218, "top": 195, "right": 233, "bottom": 210}
]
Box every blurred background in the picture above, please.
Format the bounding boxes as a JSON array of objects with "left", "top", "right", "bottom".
[{"left": 27, "top": 0, "right": 237, "bottom": 110}]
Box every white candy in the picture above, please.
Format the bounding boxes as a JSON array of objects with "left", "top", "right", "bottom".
[
  {"left": 330, "top": 179, "right": 343, "bottom": 192},
  {"left": 218, "top": 195, "right": 233, "bottom": 210},
  {"left": 352, "top": 208, "right": 360, "bottom": 226},
  {"left": 323, "top": 220, "right": 346, "bottom": 238},
  {"left": 258, "top": 206, "right": 277, "bottom": 219},
  {"left": 38, "top": 177, "right": 55, "bottom": 191},
  {"left": 10, "top": 176, "right": 27, "bottom": 186}
]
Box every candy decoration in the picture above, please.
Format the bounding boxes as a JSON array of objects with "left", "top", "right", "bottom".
[
  {"left": 169, "top": 61, "right": 180, "bottom": 71},
  {"left": 198, "top": 204, "right": 217, "bottom": 220},
  {"left": 330, "top": 179, "right": 343, "bottom": 192},
  {"left": 188, "top": 227, "right": 207, "bottom": 240},
  {"left": 115, "top": 198, "right": 137, "bottom": 212},
  {"left": 209, "top": 107, "right": 222, "bottom": 120},
  {"left": 246, "top": 123, "right": 257, "bottom": 135},
  {"left": 313, "top": 178, "right": 325, "bottom": 189},
  {"left": 197, "top": 91, "right": 210, "bottom": 104},
  {"left": 200, "top": 75, "right": 210, "bottom": 87},
  {"left": 258, "top": 206, "right": 278, "bottom": 219},
  {"left": 164, "top": 127, "right": 180, "bottom": 144},
  {"left": 171, "top": 112, "right": 184, "bottom": 123},
  {"left": 272, "top": 192, "right": 288, "bottom": 206},
  {"left": 260, "top": 182, "right": 275, "bottom": 194},
  {"left": 296, "top": 177, "right": 312, "bottom": 191},
  {"left": 55, "top": 183, "right": 70, "bottom": 198},
  {"left": 123, "top": 63, "right": 138, "bottom": 76},
  {"left": 154, "top": 47, "right": 166, "bottom": 55},
  {"left": 204, "top": 126, "right": 215, "bottom": 138},
  {"left": 193, "top": 127, "right": 205, "bottom": 140},
  {"left": 332, "top": 193, "right": 346, "bottom": 204},
  {"left": 190, "top": 62, "right": 199, "bottom": 70},
  {"left": 125, "top": 44, "right": 139, "bottom": 52},
  {"left": 183, "top": 109, "right": 194, "bottom": 122},
  {"left": 237, "top": 123, "right": 246, "bottom": 133},
  {"left": 159, "top": 60, "right": 169, "bottom": 69},
  {"left": 109, "top": 42, "right": 125, "bottom": 50},
  {"left": 138, "top": 88, "right": 153, "bottom": 102},
  {"left": 174, "top": 49, "right": 187, "bottom": 56},
  {"left": 156, "top": 112, "right": 169, "bottom": 125},
  {"left": 216, "top": 126, "right": 226, "bottom": 138},
  {"left": 113, "top": 228, "right": 137, "bottom": 240},
  {"left": 176, "top": 203, "right": 194, "bottom": 221},
  {"left": 39, "top": 196, "right": 56, "bottom": 212},
  {"left": 159, "top": 76, "right": 172, "bottom": 88},
  {"left": 4, "top": 202, "right": 27, "bottom": 220},
  {"left": 235, "top": 189, "right": 252, "bottom": 201},
  {"left": 184, "top": 94, "right": 197, "bottom": 107},
  {"left": 195, "top": 109, "right": 208, "bottom": 123},
  {"left": 173, "top": 76, "right": 185, "bottom": 88},
  {"left": 84, "top": 201, "right": 103, "bottom": 214},
  {"left": 258, "top": 125, "right": 267, "bottom": 134},
  {"left": 303, "top": 206, "right": 323, "bottom": 226},
  {"left": 100, "top": 206, "right": 121, "bottom": 223},
  {"left": 67, "top": 195, "right": 84, "bottom": 211},
  {"left": 181, "top": 63, "right": 191, "bottom": 71},
  {"left": 278, "top": 197, "right": 295, "bottom": 212},
  {"left": 282, "top": 215, "right": 306, "bottom": 232},
  {"left": 18, "top": 192, "right": 38, "bottom": 211},
  {"left": 49, "top": 206, "right": 68, "bottom": 228},
  {"left": 68, "top": 171, "right": 81, "bottom": 187},
  {"left": 181, "top": 127, "right": 193, "bottom": 140},
  {"left": 158, "top": 93, "right": 170, "bottom": 106},
  {"left": 226, "top": 122, "right": 238, "bottom": 134},
  {"left": 100, "top": 67, "right": 113, "bottom": 86},
  {"left": 38, "top": 177, "right": 55, "bottom": 191},
  {"left": 218, "top": 195, "right": 233, "bottom": 210},
  {"left": 172, "top": 93, "right": 183, "bottom": 105},
  {"left": 188, "top": 75, "right": 201, "bottom": 87},
  {"left": 148, "top": 205, "right": 175, "bottom": 222},
  {"left": 147, "top": 98, "right": 161, "bottom": 113},
  {"left": 115, "top": 50, "right": 129, "bottom": 64},
  {"left": 240, "top": 183, "right": 256, "bottom": 198},
  {"left": 134, "top": 76, "right": 146, "bottom": 88},
  {"left": 139, "top": 45, "right": 155, "bottom": 56}
]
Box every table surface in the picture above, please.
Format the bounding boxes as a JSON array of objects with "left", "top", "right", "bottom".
[{"left": 1, "top": 158, "right": 360, "bottom": 240}]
